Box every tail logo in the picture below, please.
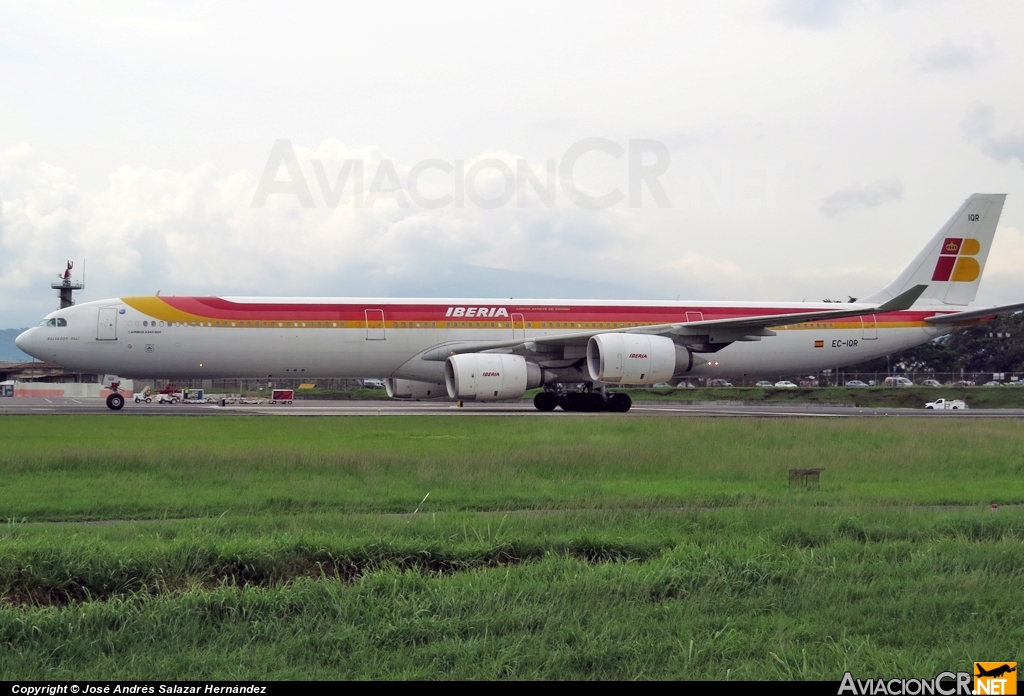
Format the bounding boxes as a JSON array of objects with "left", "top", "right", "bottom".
[{"left": 932, "top": 237, "right": 981, "bottom": 283}]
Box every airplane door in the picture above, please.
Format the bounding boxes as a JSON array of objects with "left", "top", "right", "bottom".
[
  {"left": 365, "top": 309, "right": 386, "bottom": 340},
  {"left": 97, "top": 307, "right": 118, "bottom": 341},
  {"left": 861, "top": 314, "right": 878, "bottom": 340},
  {"left": 512, "top": 313, "right": 525, "bottom": 340},
  {"left": 685, "top": 311, "right": 704, "bottom": 323}
]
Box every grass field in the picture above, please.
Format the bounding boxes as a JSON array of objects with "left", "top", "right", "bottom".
[
  {"left": 619, "top": 386, "right": 1024, "bottom": 408},
  {"left": 1, "top": 416, "right": 1022, "bottom": 679}
]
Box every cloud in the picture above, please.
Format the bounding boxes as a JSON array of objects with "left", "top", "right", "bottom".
[
  {"left": 916, "top": 40, "right": 984, "bottom": 72},
  {"left": 0, "top": 143, "right": 682, "bottom": 326},
  {"left": 819, "top": 178, "right": 904, "bottom": 217},
  {"left": 769, "top": 0, "right": 853, "bottom": 29},
  {"left": 961, "top": 103, "right": 1024, "bottom": 166}
]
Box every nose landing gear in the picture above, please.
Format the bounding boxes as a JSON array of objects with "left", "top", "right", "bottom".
[{"left": 105, "top": 381, "right": 125, "bottom": 411}]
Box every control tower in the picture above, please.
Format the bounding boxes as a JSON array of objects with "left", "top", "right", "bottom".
[{"left": 51, "top": 260, "right": 84, "bottom": 309}]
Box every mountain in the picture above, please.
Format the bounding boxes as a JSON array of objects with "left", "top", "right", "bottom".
[{"left": 0, "top": 329, "right": 31, "bottom": 363}]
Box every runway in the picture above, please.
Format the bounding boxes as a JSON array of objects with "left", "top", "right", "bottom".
[{"left": 3, "top": 396, "right": 1024, "bottom": 418}]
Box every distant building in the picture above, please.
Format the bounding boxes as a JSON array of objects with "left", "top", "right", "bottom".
[{"left": 0, "top": 361, "right": 98, "bottom": 384}]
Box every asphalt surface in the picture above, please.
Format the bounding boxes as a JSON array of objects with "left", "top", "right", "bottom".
[{"left": 3, "top": 396, "right": 1023, "bottom": 418}]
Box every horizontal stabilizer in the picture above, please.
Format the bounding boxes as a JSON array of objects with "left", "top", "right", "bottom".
[{"left": 924, "top": 301, "right": 1024, "bottom": 324}]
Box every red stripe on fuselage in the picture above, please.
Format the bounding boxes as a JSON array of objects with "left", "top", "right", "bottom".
[{"left": 155, "top": 297, "right": 946, "bottom": 325}]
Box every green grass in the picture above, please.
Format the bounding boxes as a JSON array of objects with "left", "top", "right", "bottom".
[
  {"left": 2, "top": 416, "right": 1023, "bottom": 522},
  {"left": 290, "top": 388, "right": 390, "bottom": 400},
  {"left": 1, "top": 416, "right": 1022, "bottom": 679},
  {"left": 619, "top": 386, "right": 1024, "bottom": 408}
]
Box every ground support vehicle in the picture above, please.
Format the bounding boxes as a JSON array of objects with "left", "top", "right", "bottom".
[
  {"left": 269, "top": 389, "right": 294, "bottom": 404},
  {"left": 925, "top": 398, "right": 967, "bottom": 410}
]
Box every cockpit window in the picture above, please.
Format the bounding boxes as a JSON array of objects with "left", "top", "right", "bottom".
[
  {"left": 56, "top": 318, "right": 67, "bottom": 327},
  {"left": 39, "top": 318, "right": 68, "bottom": 327}
]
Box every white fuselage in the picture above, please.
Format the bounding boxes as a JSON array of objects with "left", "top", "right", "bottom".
[{"left": 16, "top": 296, "right": 946, "bottom": 384}]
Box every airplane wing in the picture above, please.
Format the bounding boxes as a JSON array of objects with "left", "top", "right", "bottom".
[
  {"left": 422, "top": 284, "right": 928, "bottom": 360},
  {"left": 924, "top": 301, "right": 1024, "bottom": 325}
]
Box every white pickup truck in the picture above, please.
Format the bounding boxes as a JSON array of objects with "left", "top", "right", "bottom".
[{"left": 925, "top": 398, "right": 967, "bottom": 410}]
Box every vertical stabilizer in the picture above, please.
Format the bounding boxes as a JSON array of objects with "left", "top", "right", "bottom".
[{"left": 864, "top": 193, "right": 1006, "bottom": 307}]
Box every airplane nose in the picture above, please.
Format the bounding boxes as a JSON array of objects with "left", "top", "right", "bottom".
[{"left": 15, "top": 329, "right": 33, "bottom": 355}]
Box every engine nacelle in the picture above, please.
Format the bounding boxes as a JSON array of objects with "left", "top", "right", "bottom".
[
  {"left": 444, "top": 354, "right": 542, "bottom": 401},
  {"left": 587, "top": 333, "right": 691, "bottom": 385},
  {"left": 385, "top": 378, "right": 446, "bottom": 400}
]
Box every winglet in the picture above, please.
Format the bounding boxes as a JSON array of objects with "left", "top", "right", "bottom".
[{"left": 876, "top": 284, "right": 927, "bottom": 312}]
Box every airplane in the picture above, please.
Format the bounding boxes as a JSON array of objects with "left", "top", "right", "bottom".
[
  {"left": 975, "top": 664, "right": 1016, "bottom": 679},
  {"left": 15, "top": 193, "right": 1024, "bottom": 412}
]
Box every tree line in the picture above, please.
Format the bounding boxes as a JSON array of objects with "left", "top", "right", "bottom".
[{"left": 848, "top": 312, "right": 1024, "bottom": 375}]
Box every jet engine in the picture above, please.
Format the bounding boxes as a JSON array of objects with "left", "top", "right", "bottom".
[
  {"left": 385, "top": 378, "right": 446, "bottom": 400},
  {"left": 444, "top": 353, "right": 542, "bottom": 401},
  {"left": 586, "top": 333, "right": 693, "bottom": 384}
]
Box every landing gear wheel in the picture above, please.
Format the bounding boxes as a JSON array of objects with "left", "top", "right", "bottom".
[
  {"left": 106, "top": 393, "right": 125, "bottom": 411},
  {"left": 585, "top": 393, "right": 606, "bottom": 412},
  {"left": 534, "top": 391, "right": 557, "bottom": 412},
  {"left": 608, "top": 393, "right": 632, "bottom": 413}
]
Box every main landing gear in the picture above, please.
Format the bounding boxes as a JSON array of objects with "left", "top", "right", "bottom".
[
  {"left": 533, "top": 390, "right": 632, "bottom": 413},
  {"left": 105, "top": 381, "right": 125, "bottom": 411}
]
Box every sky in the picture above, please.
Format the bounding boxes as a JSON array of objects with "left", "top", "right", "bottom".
[{"left": 2, "top": 0, "right": 1023, "bottom": 328}]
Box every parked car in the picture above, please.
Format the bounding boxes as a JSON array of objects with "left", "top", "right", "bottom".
[
  {"left": 676, "top": 381, "right": 696, "bottom": 388},
  {"left": 710, "top": 379, "right": 733, "bottom": 387},
  {"left": 883, "top": 376, "right": 914, "bottom": 387},
  {"left": 982, "top": 381, "right": 1003, "bottom": 387},
  {"left": 921, "top": 379, "right": 943, "bottom": 387},
  {"left": 774, "top": 381, "right": 798, "bottom": 388},
  {"left": 952, "top": 380, "right": 976, "bottom": 387},
  {"left": 754, "top": 381, "right": 774, "bottom": 387},
  {"left": 844, "top": 380, "right": 869, "bottom": 387}
]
